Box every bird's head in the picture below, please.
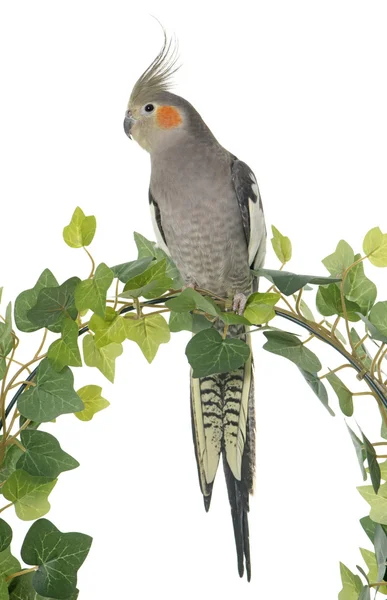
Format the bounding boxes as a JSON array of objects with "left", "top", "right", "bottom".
[{"left": 124, "top": 33, "right": 185, "bottom": 153}]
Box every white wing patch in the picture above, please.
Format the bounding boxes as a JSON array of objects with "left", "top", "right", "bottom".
[
  {"left": 248, "top": 172, "right": 266, "bottom": 266},
  {"left": 149, "top": 201, "right": 170, "bottom": 256}
]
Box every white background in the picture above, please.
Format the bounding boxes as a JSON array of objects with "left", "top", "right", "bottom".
[{"left": 1, "top": 1, "right": 387, "bottom": 598}]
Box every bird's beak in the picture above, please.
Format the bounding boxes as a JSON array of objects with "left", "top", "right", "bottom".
[{"left": 123, "top": 110, "right": 134, "bottom": 139}]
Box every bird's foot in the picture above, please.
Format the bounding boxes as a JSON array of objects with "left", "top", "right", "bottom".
[{"left": 233, "top": 292, "right": 248, "bottom": 315}]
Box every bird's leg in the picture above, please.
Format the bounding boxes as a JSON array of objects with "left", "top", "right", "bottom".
[{"left": 233, "top": 292, "right": 248, "bottom": 316}]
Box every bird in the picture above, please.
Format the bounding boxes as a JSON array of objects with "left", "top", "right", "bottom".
[{"left": 124, "top": 31, "right": 266, "bottom": 581}]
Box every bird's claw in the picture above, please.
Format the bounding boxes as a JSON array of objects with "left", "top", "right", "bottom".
[{"left": 233, "top": 293, "right": 248, "bottom": 315}]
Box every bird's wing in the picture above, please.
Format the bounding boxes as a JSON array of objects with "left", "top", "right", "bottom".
[
  {"left": 149, "top": 187, "right": 170, "bottom": 255},
  {"left": 231, "top": 158, "right": 267, "bottom": 271}
]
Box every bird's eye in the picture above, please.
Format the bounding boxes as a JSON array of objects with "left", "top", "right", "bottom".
[{"left": 144, "top": 103, "right": 155, "bottom": 113}]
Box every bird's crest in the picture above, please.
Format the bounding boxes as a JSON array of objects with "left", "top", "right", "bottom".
[{"left": 130, "top": 29, "right": 180, "bottom": 107}]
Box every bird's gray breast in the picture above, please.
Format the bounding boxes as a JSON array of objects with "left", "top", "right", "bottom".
[{"left": 150, "top": 144, "right": 251, "bottom": 297}]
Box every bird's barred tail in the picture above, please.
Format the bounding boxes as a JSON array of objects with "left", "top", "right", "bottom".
[{"left": 190, "top": 324, "right": 255, "bottom": 581}]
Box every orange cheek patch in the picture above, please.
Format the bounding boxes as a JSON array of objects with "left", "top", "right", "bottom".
[{"left": 156, "top": 105, "right": 182, "bottom": 129}]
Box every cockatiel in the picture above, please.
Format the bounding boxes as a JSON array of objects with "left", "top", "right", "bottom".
[{"left": 124, "top": 33, "right": 266, "bottom": 581}]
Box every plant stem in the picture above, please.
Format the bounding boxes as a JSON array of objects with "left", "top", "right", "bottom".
[
  {"left": 339, "top": 256, "right": 367, "bottom": 353},
  {"left": 319, "top": 364, "right": 354, "bottom": 379},
  {"left": 83, "top": 246, "right": 95, "bottom": 278},
  {"left": 5, "top": 566, "right": 38, "bottom": 582},
  {"left": 371, "top": 344, "right": 385, "bottom": 378},
  {"left": 330, "top": 315, "right": 341, "bottom": 338},
  {"left": 34, "top": 328, "right": 48, "bottom": 359},
  {"left": 295, "top": 288, "right": 303, "bottom": 316},
  {"left": 6, "top": 419, "right": 31, "bottom": 446},
  {"left": 352, "top": 391, "right": 375, "bottom": 397},
  {"left": 113, "top": 278, "right": 120, "bottom": 310},
  {"left": 377, "top": 345, "right": 387, "bottom": 383},
  {"left": 0, "top": 502, "right": 13, "bottom": 513},
  {"left": 354, "top": 334, "right": 369, "bottom": 351}
]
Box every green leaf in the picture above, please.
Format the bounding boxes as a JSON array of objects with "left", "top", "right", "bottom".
[
  {"left": 271, "top": 225, "right": 292, "bottom": 263},
  {"left": 82, "top": 336, "right": 123, "bottom": 383},
  {"left": 347, "top": 424, "right": 367, "bottom": 481},
  {"left": 9, "top": 572, "right": 79, "bottom": 600},
  {"left": 133, "top": 233, "right": 184, "bottom": 288},
  {"left": 111, "top": 258, "right": 153, "bottom": 283},
  {"left": 346, "top": 255, "right": 377, "bottom": 313},
  {"left": 16, "top": 430, "right": 79, "bottom": 478},
  {"left": 27, "top": 277, "right": 80, "bottom": 333},
  {"left": 0, "top": 520, "right": 12, "bottom": 553},
  {"left": 360, "top": 516, "right": 378, "bottom": 542},
  {"left": 374, "top": 524, "right": 387, "bottom": 580},
  {"left": 14, "top": 270, "right": 58, "bottom": 333},
  {"left": 316, "top": 284, "right": 361, "bottom": 321},
  {"left": 75, "top": 385, "right": 110, "bottom": 421},
  {"left": 243, "top": 292, "right": 280, "bottom": 324},
  {"left": 369, "top": 302, "right": 387, "bottom": 338},
  {"left": 120, "top": 259, "right": 171, "bottom": 299},
  {"left": 165, "top": 288, "right": 220, "bottom": 317},
  {"left": 326, "top": 371, "right": 353, "bottom": 417},
  {"left": 217, "top": 312, "right": 251, "bottom": 325},
  {"left": 3, "top": 471, "right": 57, "bottom": 521},
  {"left": 361, "top": 429, "right": 381, "bottom": 494},
  {"left": 299, "top": 299, "right": 315, "bottom": 322},
  {"left": 298, "top": 369, "right": 334, "bottom": 415},
  {"left": 322, "top": 240, "right": 354, "bottom": 280},
  {"left": 0, "top": 545, "right": 20, "bottom": 580},
  {"left": 0, "top": 304, "right": 14, "bottom": 381},
  {"left": 63, "top": 207, "right": 96, "bottom": 248},
  {"left": 262, "top": 330, "right": 322, "bottom": 372},
  {"left": 363, "top": 227, "right": 387, "bottom": 267},
  {"left": 252, "top": 267, "right": 341, "bottom": 296},
  {"left": 0, "top": 578, "right": 8, "bottom": 600},
  {"left": 350, "top": 328, "right": 372, "bottom": 370},
  {"left": 168, "top": 312, "right": 213, "bottom": 334},
  {"left": 88, "top": 308, "right": 126, "bottom": 348},
  {"left": 358, "top": 583, "right": 371, "bottom": 600},
  {"left": 0, "top": 445, "right": 23, "bottom": 486},
  {"left": 357, "top": 313, "right": 387, "bottom": 345},
  {"left": 357, "top": 483, "right": 387, "bottom": 524},
  {"left": 74, "top": 263, "right": 113, "bottom": 318},
  {"left": 338, "top": 562, "right": 363, "bottom": 600},
  {"left": 18, "top": 359, "right": 84, "bottom": 422},
  {"left": 124, "top": 314, "right": 170, "bottom": 363},
  {"left": 47, "top": 318, "right": 82, "bottom": 371},
  {"left": 185, "top": 328, "right": 250, "bottom": 378},
  {"left": 21, "top": 518, "right": 92, "bottom": 599}
]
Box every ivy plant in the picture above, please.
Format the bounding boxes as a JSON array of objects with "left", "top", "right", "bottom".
[{"left": 0, "top": 208, "right": 385, "bottom": 598}]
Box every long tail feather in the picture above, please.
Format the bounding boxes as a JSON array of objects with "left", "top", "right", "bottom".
[{"left": 190, "top": 324, "right": 255, "bottom": 580}]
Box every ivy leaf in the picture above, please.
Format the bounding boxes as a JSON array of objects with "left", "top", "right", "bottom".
[
  {"left": 14, "top": 270, "right": 58, "bottom": 333},
  {"left": 111, "top": 258, "right": 153, "bottom": 284},
  {"left": 357, "top": 313, "right": 387, "bottom": 345},
  {"left": 133, "top": 232, "right": 159, "bottom": 259},
  {"left": 243, "top": 292, "right": 280, "bottom": 324},
  {"left": 361, "top": 429, "right": 381, "bottom": 494},
  {"left": 124, "top": 314, "right": 170, "bottom": 363},
  {"left": 0, "top": 520, "right": 12, "bottom": 553},
  {"left": 271, "top": 225, "right": 292, "bottom": 263},
  {"left": 88, "top": 308, "right": 126, "bottom": 348},
  {"left": 217, "top": 312, "right": 251, "bottom": 325},
  {"left": 357, "top": 483, "right": 387, "bottom": 524},
  {"left": 16, "top": 430, "right": 79, "bottom": 478},
  {"left": 169, "top": 312, "right": 213, "bottom": 334},
  {"left": 299, "top": 299, "right": 315, "bottom": 322},
  {"left": 74, "top": 263, "right": 114, "bottom": 318},
  {"left": 120, "top": 259, "right": 172, "bottom": 299},
  {"left": 0, "top": 578, "right": 7, "bottom": 600},
  {"left": 0, "top": 545, "right": 20, "bottom": 580},
  {"left": 21, "top": 518, "right": 92, "bottom": 599},
  {"left": 9, "top": 572, "right": 79, "bottom": 600},
  {"left": 326, "top": 371, "right": 353, "bottom": 417},
  {"left": 18, "top": 359, "right": 84, "bottom": 422},
  {"left": 316, "top": 284, "right": 361, "bottom": 321},
  {"left": 345, "top": 254, "right": 377, "bottom": 313},
  {"left": 369, "top": 302, "right": 387, "bottom": 338},
  {"left": 82, "top": 336, "right": 123, "bottom": 383},
  {"left": 252, "top": 267, "right": 341, "bottom": 296},
  {"left": 63, "top": 207, "right": 96, "bottom": 248},
  {"left": 322, "top": 240, "right": 354, "bottom": 281},
  {"left": 27, "top": 277, "right": 81, "bottom": 333},
  {"left": 347, "top": 424, "right": 367, "bottom": 481},
  {"left": 297, "top": 369, "right": 334, "bottom": 415},
  {"left": 75, "top": 385, "right": 110, "bottom": 421},
  {"left": 3, "top": 471, "right": 57, "bottom": 521},
  {"left": 363, "top": 227, "right": 387, "bottom": 267},
  {"left": 338, "top": 562, "right": 363, "bottom": 600},
  {"left": 0, "top": 445, "right": 23, "bottom": 486},
  {"left": 133, "top": 233, "right": 184, "bottom": 288},
  {"left": 374, "top": 524, "right": 387, "bottom": 581},
  {"left": 47, "top": 318, "right": 82, "bottom": 371},
  {"left": 358, "top": 584, "right": 371, "bottom": 600},
  {"left": 165, "top": 288, "right": 220, "bottom": 317},
  {"left": 262, "top": 330, "right": 322, "bottom": 372},
  {"left": 185, "top": 328, "right": 250, "bottom": 378}
]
